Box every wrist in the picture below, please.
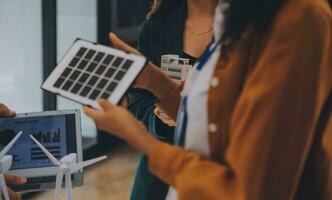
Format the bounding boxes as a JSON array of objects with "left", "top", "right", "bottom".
[
  {"left": 148, "top": 66, "right": 177, "bottom": 99},
  {"left": 126, "top": 126, "right": 161, "bottom": 156},
  {"left": 141, "top": 133, "right": 162, "bottom": 157}
]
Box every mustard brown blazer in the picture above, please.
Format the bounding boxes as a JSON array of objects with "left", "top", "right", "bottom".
[{"left": 148, "top": 0, "right": 332, "bottom": 199}]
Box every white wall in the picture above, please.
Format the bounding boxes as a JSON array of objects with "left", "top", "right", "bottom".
[
  {"left": 57, "top": 0, "right": 97, "bottom": 138},
  {"left": 0, "top": 0, "right": 100, "bottom": 138},
  {"left": 0, "top": 0, "right": 42, "bottom": 112}
]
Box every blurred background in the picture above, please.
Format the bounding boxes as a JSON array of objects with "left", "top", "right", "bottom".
[{"left": 0, "top": 0, "right": 151, "bottom": 199}]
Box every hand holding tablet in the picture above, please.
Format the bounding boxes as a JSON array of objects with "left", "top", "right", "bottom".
[
  {"left": 0, "top": 35, "right": 172, "bottom": 198},
  {"left": 43, "top": 34, "right": 175, "bottom": 108},
  {"left": 108, "top": 33, "right": 178, "bottom": 102}
]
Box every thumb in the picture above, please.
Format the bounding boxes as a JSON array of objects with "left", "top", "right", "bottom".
[
  {"left": 98, "top": 99, "right": 115, "bottom": 111},
  {"left": 83, "top": 106, "right": 103, "bottom": 119},
  {"left": 109, "top": 32, "right": 141, "bottom": 55},
  {"left": 4, "top": 175, "right": 27, "bottom": 185},
  {"left": 0, "top": 103, "right": 15, "bottom": 117}
]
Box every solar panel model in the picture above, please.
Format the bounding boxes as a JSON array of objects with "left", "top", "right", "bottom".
[{"left": 42, "top": 39, "right": 147, "bottom": 108}]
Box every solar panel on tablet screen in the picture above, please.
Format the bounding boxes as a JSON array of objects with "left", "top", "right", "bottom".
[{"left": 53, "top": 47, "right": 133, "bottom": 100}]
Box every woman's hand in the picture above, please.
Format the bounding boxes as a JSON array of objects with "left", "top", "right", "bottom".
[
  {"left": 0, "top": 104, "right": 26, "bottom": 200},
  {"left": 109, "top": 33, "right": 177, "bottom": 100},
  {"left": 154, "top": 107, "right": 176, "bottom": 127},
  {"left": 83, "top": 100, "right": 161, "bottom": 155},
  {"left": 83, "top": 99, "right": 145, "bottom": 139},
  {"left": 0, "top": 103, "right": 15, "bottom": 117},
  {"left": 5, "top": 175, "right": 27, "bottom": 200}
]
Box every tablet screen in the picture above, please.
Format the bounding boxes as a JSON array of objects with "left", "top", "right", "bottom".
[{"left": 0, "top": 114, "right": 77, "bottom": 170}]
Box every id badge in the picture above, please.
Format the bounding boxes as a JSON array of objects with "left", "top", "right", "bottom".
[{"left": 161, "top": 55, "right": 193, "bottom": 82}]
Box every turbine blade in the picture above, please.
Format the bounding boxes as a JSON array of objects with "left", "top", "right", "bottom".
[
  {"left": 0, "top": 131, "right": 22, "bottom": 159},
  {"left": 30, "top": 135, "right": 60, "bottom": 166},
  {"left": 69, "top": 155, "right": 107, "bottom": 173},
  {"left": 55, "top": 172, "right": 63, "bottom": 200},
  {"left": 0, "top": 174, "right": 9, "bottom": 200}
]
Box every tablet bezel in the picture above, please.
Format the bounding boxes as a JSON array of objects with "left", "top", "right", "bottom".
[
  {"left": 4, "top": 110, "right": 83, "bottom": 191},
  {"left": 42, "top": 39, "right": 147, "bottom": 109}
]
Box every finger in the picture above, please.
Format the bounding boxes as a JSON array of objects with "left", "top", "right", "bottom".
[
  {"left": 155, "top": 109, "right": 160, "bottom": 115},
  {"left": 8, "top": 188, "right": 22, "bottom": 200},
  {"left": 4, "top": 175, "right": 27, "bottom": 185},
  {"left": 0, "top": 103, "right": 15, "bottom": 117},
  {"left": 119, "top": 97, "right": 128, "bottom": 108},
  {"left": 98, "top": 99, "right": 115, "bottom": 111},
  {"left": 82, "top": 106, "right": 104, "bottom": 120},
  {"left": 109, "top": 33, "right": 141, "bottom": 55}
]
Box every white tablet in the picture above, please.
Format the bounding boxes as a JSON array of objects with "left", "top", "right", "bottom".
[
  {"left": 0, "top": 110, "right": 83, "bottom": 192},
  {"left": 42, "top": 39, "right": 147, "bottom": 108}
]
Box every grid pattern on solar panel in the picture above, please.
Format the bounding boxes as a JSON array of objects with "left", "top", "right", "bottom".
[{"left": 53, "top": 47, "right": 134, "bottom": 100}]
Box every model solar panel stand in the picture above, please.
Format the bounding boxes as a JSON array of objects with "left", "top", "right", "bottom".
[
  {"left": 0, "top": 131, "right": 22, "bottom": 200},
  {"left": 42, "top": 39, "right": 147, "bottom": 108}
]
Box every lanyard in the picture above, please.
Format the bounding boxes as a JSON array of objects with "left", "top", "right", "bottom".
[{"left": 174, "top": 41, "right": 220, "bottom": 146}]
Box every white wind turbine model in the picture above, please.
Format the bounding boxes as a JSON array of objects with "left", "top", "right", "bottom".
[
  {"left": 30, "top": 135, "right": 107, "bottom": 200},
  {"left": 0, "top": 131, "right": 22, "bottom": 200}
]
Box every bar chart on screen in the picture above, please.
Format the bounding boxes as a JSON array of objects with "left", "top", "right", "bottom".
[
  {"left": 32, "top": 128, "right": 61, "bottom": 144},
  {"left": 31, "top": 128, "right": 63, "bottom": 161},
  {"left": 0, "top": 115, "right": 68, "bottom": 170}
]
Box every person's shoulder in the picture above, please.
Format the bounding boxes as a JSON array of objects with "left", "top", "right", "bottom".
[
  {"left": 141, "top": 18, "right": 160, "bottom": 30},
  {"left": 276, "top": 0, "right": 331, "bottom": 30},
  {"left": 295, "top": 0, "right": 330, "bottom": 21},
  {"left": 139, "top": 18, "right": 161, "bottom": 39},
  {"left": 140, "top": 1, "right": 186, "bottom": 35}
]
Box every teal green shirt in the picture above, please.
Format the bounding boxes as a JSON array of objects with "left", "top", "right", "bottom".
[{"left": 128, "top": 2, "right": 191, "bottom": 200}]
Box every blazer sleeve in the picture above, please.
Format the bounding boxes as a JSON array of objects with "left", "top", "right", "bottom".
[{"left": 148, "top": 2, "right": 332, "bottom": 200}]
